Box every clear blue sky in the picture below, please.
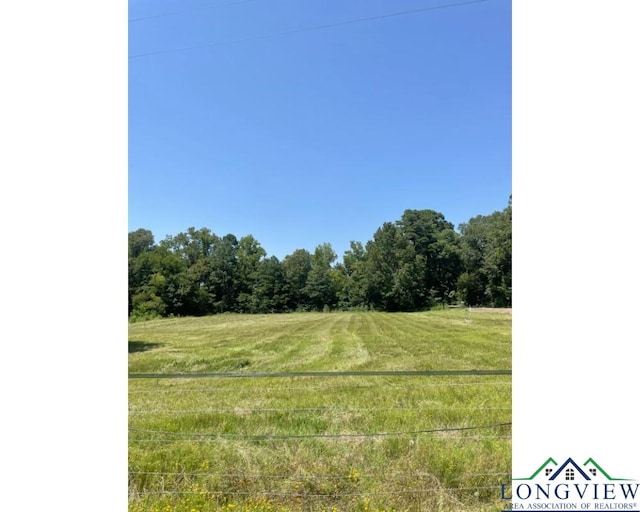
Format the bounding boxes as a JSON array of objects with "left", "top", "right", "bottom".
[{"left": 129, "top": 0, "right": 511, "bottom": 260}]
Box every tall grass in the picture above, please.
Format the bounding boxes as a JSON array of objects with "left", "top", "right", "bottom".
[{"left": 129, "top": 310, "right": 511, "bottom": 511}]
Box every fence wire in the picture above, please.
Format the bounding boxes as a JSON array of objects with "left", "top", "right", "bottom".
[
  {"left": 129, "top": 470, "right": 510, "bottom": 480},
  {"left": 129, "top": 380, "right": 511, "bottom": 393},
  {"left": 129, "top": 485, "right": 504, "bottom": 498},
  {"left": 129, "top": 406, "right": 510, "bottom": 414},
  {"left": 129, "top": 421, "right": 511, "bottom": 440},
  {"left": 129, "top": 371, "right": 511, "bottom": 505}
]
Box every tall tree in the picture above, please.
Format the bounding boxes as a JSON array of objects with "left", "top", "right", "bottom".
[
  {"left": 236, "top": 235, "right": 267, "bottom": 312},
  {"left": 397, "top": 209, "right": 462, "bottom": 306},
  {"left": 128, "top": 228, "right": 155, "bottom": 259},
  {"left": 251, "top": 256, "right": 287, "bottom": 313},
  {"left": 129, "top": 241, "right": 187, "bottom": 317},
  {"left": 362, "top": 222, "right": 413, "bottom": 311},
  {"left": 161, "top": 227, "right": 218, "bottom": 266},
  {"left": 304, "top": 243, "right": 338, "bottom": 310},
  {"left": 158, "top": 227, "right": 221, "bottom": 315},
  {"left": 335, "top": 241, "right": 367, "bottom": 309},
  {"left": 458, "top": 198, "right": 512, "bottom": 307},
  {"left": 208, "top": 234, "right": 239, "bottom": 312},
  {"left": 282, "top": 249, "right": 313, "bottom": 311}
]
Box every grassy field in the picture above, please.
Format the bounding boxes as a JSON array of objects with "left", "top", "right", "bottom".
[{"left": 129, "top": 310, "right": 511, "bottom": 512}]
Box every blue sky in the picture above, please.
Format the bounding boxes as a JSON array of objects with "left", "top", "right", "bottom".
[{"left": 129, "top": 0, "right": 511, "bottom": 259}]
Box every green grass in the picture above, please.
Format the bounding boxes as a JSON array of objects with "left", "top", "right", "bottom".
[{"left": 129, "top": 310, "right": 511, "bottom": 512}]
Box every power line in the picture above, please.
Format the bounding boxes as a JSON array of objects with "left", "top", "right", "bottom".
[
  {"left": 129, "top": 0, "right": 261, "bottom": 23},
  {"left": 129, "top": 0, "right": 489, "bottom": 59}
]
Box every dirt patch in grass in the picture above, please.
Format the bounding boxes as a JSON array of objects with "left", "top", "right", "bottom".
[{"left": 467, "top": 308, "right": 512, "bottom": 313}]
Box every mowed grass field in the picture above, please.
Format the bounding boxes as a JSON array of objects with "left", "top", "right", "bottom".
[{"left": 129, "top": 310, "right": 511, "bottom": 512}]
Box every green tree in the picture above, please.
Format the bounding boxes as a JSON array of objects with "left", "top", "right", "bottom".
[
  {"left": 251, "top": 256, "right": 287, "bottom": 313},
  {"left": 236, "top": 235, "right": 267, "bottom": 312},
  {"left": 208, "top": 234, "right": 240, "bottom": 312},
  {"left": 336, "top": 241, "right": 368, "bottom": 309},
  {"left": 128, "top": 236, "right": 188, "bottom": 318},
  {"left": 361, "top": 222, "right": 412, "bottom": 311},
  {"left": 282, "top": 249, "right": 313, "bottom": 311},
  {"left": 304, "top": 243, "right": 338, "bottom": 310},
  {"left": 161, "top": 227, "right": 218, "bottom": 265},
  {"left": 128, "top": 228, "right": 155, "bottom": 259},
  {"left": 397, "top": 209, "right": 462, "bottom": 306},
  {"left": 358, "top": 210, "right": 462, "bottom": 311},
  {"left": 128, "top": 229, "right": 156, "bottom": 314},
  {"left": 458, "top": 198, "right": 512, "bottom": 307},
  {"left": 157, "top": 227, "right": 222, "bottom": 316}
]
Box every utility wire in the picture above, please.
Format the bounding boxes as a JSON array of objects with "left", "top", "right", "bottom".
[{"left": 129, "top": 0, "right": 489, "bottom": 59}]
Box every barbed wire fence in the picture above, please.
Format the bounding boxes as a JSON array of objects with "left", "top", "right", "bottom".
[{"left": 128, "top": 370, "right": 512, "bottom": 509}]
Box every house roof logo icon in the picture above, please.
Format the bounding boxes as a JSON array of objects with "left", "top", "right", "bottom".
[
  {"left": 548, "top": 458, "right": 591, "bottom": 481},
  {"left": 513, "top": 457, "right": 631, "bottom": 482}
]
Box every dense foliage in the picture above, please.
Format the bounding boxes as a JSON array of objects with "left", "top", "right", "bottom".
[{"left": 129, "top": 200, "right": 511, "bottom": 318}]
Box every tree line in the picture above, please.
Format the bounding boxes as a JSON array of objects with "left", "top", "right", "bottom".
[{"left": 129, "top": 198, "right": 511, "bottom": 319}]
